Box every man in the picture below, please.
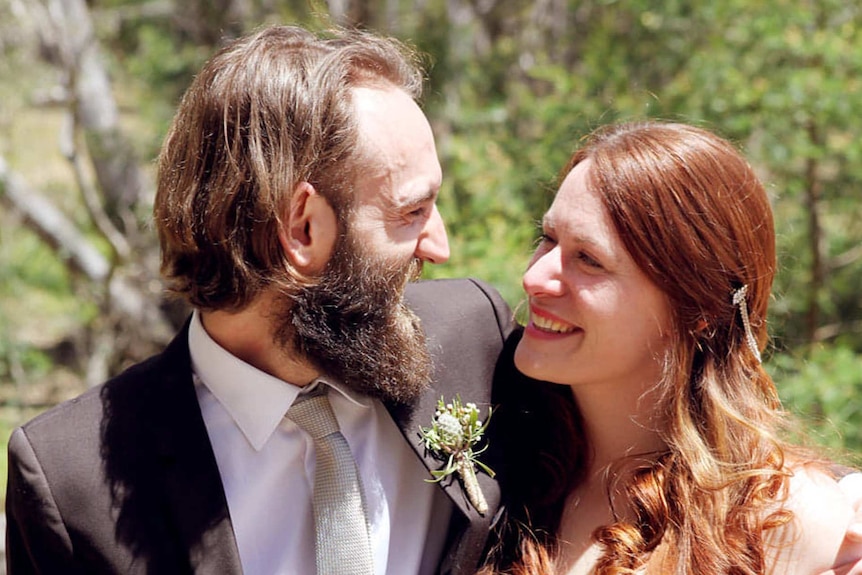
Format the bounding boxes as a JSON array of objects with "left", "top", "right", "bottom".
[{"left": 6, "top": 26, "right": 512, "bottom": 574}]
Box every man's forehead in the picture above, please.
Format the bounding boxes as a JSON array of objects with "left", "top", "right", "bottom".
[
  {"left": 349, "top": 85, "right": 441, "bottom": 210},
  {"left": 351, "top": 84, "right": 414, "bottom": 122}
]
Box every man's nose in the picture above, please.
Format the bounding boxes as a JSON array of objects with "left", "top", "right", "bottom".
[{"left": 414, "top": 205, "right": 450, "bottom": 264}]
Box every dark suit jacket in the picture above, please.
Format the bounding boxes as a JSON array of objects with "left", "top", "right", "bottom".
[{"left": 5, "top": 278, "right": 514, "bottom": 575}]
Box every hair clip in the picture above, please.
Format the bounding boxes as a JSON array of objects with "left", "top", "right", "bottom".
[{"left": 732, "top": 285, "right": 761, "bottom": 364}]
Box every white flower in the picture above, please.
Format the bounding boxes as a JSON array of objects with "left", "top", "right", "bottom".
[{"left": 418, "top": 395, "right": 495, "bottom": 514}]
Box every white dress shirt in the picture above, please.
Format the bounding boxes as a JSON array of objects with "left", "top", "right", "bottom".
[{"left": 188, "top": 311, "right": 452, "bottom": 575}]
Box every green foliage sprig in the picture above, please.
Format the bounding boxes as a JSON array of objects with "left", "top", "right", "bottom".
[{"left": 419, "top": 395, "right": 495, "bottom": 514}]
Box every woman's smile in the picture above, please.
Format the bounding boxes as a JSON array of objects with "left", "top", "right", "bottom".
[{"left": 526, "top": 305, "right": 578, "bottom": 337}]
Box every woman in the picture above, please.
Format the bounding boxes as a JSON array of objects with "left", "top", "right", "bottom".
[{"left": 484, "top": 121, "right": 862, "bottom": 574}]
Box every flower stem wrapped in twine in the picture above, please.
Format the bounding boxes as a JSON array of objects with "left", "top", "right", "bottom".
[{"left": 419, "top": 395, "right": 495, "bottom": 514}]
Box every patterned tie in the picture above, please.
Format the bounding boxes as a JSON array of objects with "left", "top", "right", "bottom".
[{"left": 287, "top": 387, "right": 374, "bottom": 575}]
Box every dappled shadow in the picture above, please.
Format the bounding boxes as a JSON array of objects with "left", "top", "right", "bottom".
[{"left": 99, "top": 323, "right": 240, "bottom": 572}]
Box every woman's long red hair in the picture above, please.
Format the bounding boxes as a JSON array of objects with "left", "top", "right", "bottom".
[{"left": 483, "top": 122, "right": 810, "bottom": 574}]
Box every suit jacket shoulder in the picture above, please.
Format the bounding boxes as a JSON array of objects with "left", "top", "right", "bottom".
[
  {"left": 405, "top": 277, "right": 514, "bottom": 403},
  {"left": 5, "top": 323, "right": 241, "bottom": 574}
]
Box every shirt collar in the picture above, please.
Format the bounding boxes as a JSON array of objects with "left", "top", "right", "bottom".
[{"left": 188, "top": 310, "right": 371, "bottom": 451}]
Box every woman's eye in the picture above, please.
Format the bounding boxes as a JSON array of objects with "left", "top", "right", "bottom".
[
  {"left": 577, "top": 251, "right": 602, "bottom": 269},
  {"left": 536, "top": 233, "right": 556, "bottom": 247}
]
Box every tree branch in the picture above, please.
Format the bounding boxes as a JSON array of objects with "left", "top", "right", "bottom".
[
  {"left": 60, "top": 111, "right": 132, "bottom": 262},
  {"left": 0, "top": 155, "right": 109, "bottom": 281},
  {"left": 0, "top": 156, "right": 174, "bottom": 346},
  {"left": 829, "top": 243, "right": 862, "bottom": 271}
]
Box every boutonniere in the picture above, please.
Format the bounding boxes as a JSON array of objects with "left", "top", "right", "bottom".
[{"left": 419, "top": 395, "right": 495, "bottom": 515}]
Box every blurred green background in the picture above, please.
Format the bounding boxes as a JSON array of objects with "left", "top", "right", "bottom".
[{"left": 2, "top": 0, "right": 862, "bottom": 508}]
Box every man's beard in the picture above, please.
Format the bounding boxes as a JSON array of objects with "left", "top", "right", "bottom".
[{"left": 272, "top": 232, "right": 432, "bottom": 405}]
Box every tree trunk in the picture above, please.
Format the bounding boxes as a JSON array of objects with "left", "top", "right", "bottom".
[
  {"left": 24, "top": 0, "right": 149, "bottom": 235},
  {"left": 0, "top": 156, "right": 174, "bottom": 351},
  {"left": 172, "top": 0, "right": 249, "bottom": 44},
  {"left": 326, "top": 0, "right": 374, "bottom": 28},
  {"left": 7, "top": 0, "right": 193, "bottom": 388},
  {"left": 804, "top": 119, "right": 824, "bottom": 344}
]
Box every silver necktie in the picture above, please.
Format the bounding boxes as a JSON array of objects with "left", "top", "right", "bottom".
[{"left": 288, "top": 388, "right": 374, "bottom": 575}]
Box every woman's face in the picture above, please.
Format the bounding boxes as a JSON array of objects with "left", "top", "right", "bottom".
[{"left": 514, "top": 160, "right": 673, "bottom": 390}]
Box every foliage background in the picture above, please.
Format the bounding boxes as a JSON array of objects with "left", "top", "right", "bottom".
[{"left": 1, "top": 0, "right": 862, "bottom": 504}]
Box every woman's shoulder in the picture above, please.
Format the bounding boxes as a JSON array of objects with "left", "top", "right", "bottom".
[{"left": 766, "top": 463, "right": 860, "bottom": 574}]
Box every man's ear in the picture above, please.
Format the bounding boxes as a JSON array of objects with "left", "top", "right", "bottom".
[{"left": 278, "top": 182, "right": 338, "bottom": 274}]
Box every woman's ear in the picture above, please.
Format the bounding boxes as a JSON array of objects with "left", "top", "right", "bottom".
[{"left": 278, "top": 182, "right": 338, "bottom": 274}]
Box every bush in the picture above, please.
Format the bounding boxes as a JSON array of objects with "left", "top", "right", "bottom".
[{"left": 770, "top": 343, "right": 862, "bottom": 463}]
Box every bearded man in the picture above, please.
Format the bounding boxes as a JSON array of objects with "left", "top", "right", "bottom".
[{"left": 5, "top": 25, "right": 513, "bottom": 575}]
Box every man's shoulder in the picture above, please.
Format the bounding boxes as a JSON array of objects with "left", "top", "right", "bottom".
[
  {"left": 17, "top": 384, "right": 104, "bottom": 438},
  {"left": 406, "top": 278, "right": 512, "bottom": 323},
  {"left": 406, "top": 277, "right": 502, "bottom": 302},
  {"left": 16, "top": 333, "right": 189, "bottom": 443}
]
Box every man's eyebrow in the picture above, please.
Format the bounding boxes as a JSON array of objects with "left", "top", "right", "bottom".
[{"left": 392, "top": 188, "right": 438, "bottom": 210}]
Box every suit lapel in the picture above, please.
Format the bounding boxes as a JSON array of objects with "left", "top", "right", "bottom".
[
  {"left": 386, "top": 369, "right": 498, "bottom": 522},
  {"left": 386, "top": 377, "right": 499, "bottom": 575},
  {"left": 134, "top": 322, "right": 243, "bottom": 573},
  {"left": 387, "top": 280, "right": 509, "bottom": 574},
  {"left": 396, "top": 280, "right": 504, "bottom": 519}
]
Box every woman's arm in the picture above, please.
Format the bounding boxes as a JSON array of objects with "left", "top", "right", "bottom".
[
  {"left": 768, "top": 466, "right": 862, "bottom": 575},
  {"left": 817, "top": 474, "right": 862, "bottom": 575}
]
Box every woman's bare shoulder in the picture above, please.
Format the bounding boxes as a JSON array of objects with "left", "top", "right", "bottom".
[{"left": 767, "top": 464, "right": 860, "bottom": 574}]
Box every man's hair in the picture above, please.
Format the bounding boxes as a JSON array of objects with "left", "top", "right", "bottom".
[{"left": 153, "top": 25, "right": 424, "bottom": 310}]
